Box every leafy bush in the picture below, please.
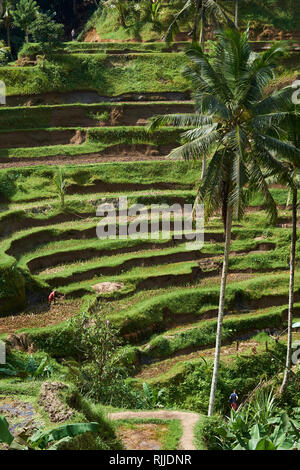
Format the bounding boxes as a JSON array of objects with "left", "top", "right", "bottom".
[
  {"left": 0, "top": 415, "right": 102, "bottom": 450},
  {"left": 66, "top": 311, "right": 144, "bottom": 407},
  {"left": 18, "top": 42, "right": 43, "bottom": 59},
  {"left": 0, "top": 44, "right": 10, "bottom": 65},
  {"left": 159, "top": 344, "right": 286, "bottom": 414},
  {"left": 0, "top": 354, "right": 52, "bottom": 379},
  {"left": 194, "top": 415, "right": 225, "bottom": 450},
  {"left": 217, "top": 392, "right": 300, "bottom": 450}
]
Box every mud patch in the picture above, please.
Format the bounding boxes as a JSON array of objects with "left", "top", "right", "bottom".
[
  {"left": 0, "top": 130, "right": 78, "bottom": 149},
  {"left": 6, "top": 91, "right": 191, "bottom": 107},
  {"left": 92, "top": 281, "right": 124, "bottom": 293},
  {"left": 116, "top": 423, "right": 167, "bottom": 450},
  {"left": 83, "top": 28, "right": 101, "bottom": 43},
  {"left": 39, "top": 382, "right": 74, "bottom": 423},
  {"left": 0, "top": 397, "right": 42, "bottom": 438}
]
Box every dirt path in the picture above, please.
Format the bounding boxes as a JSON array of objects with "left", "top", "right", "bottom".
[
  {"left": 108, "top": 410, "right": 200, "bottom": 450},
  {"left": 0, "top": 153, "right": 169, "bottom": 169}
]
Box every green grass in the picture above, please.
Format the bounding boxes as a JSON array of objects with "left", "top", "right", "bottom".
[
  {"left": 0, "top": 126, "right": 184, "bottom": 161},
  {"left": 0, "top": 53, "right": 189, "bottom": 97},
  {"left": 0, "top": 161, "right": 200, "bottom": 202},
  {"left": 108, "top": 271, "right": 299, "bottom": 335},
  {"left": 141, "top": 307, "right": 284, "bottom": 359}
]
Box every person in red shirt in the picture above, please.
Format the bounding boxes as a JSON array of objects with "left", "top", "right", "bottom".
[{"left": 48, "top": 290, "right": 57, "bottom": 305}]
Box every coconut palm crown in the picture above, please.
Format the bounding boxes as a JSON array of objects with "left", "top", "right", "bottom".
[{"left": 149, "top": 28, "right": 299, "bottom": 227}]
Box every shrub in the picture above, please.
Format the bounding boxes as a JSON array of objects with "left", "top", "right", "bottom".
[
  {"left": 18, "top": 42, "right": 43, "bottom": 59},
  {"left": 194, "top": 415, "right": 225, "bottom": 450},
  {"left": 0, "top": 44, "right": 10, "bottom": 65}
]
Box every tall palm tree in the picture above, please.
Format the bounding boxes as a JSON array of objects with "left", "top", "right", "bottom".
[
  {"left": 235, "top": 0, "right": 239, "bottom": 29},
  {"left": 1, "top": 0, "right": 14, "bottom": 50},
  {"left": 279, "top": 110, "right": 300, "bottom": 393},
  {"left": 164, "top": 0, "right": 234, "bottom": 48},
  {"left": 103, "top": 0, "right": 129, "bottom": 28},
  {"left": 148, "top": 28, "right": 300, "bottom": 415}
]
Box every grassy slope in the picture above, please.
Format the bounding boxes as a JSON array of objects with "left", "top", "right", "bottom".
[{"left": 0, "top": 53, "right": 189, "bottom": 97}]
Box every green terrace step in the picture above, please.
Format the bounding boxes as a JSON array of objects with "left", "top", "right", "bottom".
[
  {"left": 139, "top": 307, "right": 286, "bottom": 360},
  {"left": 58, "top": 259, "right": 204, "bottom": 298},
  {"left": 38, "top": 247, "right": 209, "bottom": 286},
  {"left": 0, "top": 126, "right": 184, "bottom": 151},
  {"left": 134, "top": 305, "right": 300, "bottom": 387},
  {"left": 5, "top": 91, "right": 192, "bottom": 107},
  {"left": 0, "top": 161, "right": 201, "bottom": 202},
  {"left": 62, "top": 41, "right": 191, "bottom": 53},
  {"left": 0, "top": 102, "right": 195, "bottom": 131},
  {"left": 0, "top": 190, "right": 197, "bottom": 236},
  {"left": 23, "top": 41, "right": 298, "bottom": 55},
  {"left": 0, "top": 53, "right": 190, "bottom": 97},
  {"left": 36, "top": 241, "right": 279, "bottom": 288},
  {"left": 108, "top": 272, "right": 300, "bottom": 337}
]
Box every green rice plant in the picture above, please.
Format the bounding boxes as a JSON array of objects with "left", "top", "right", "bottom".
[{"left": 53, "top": 168, "right": 67, "bottom": 209}]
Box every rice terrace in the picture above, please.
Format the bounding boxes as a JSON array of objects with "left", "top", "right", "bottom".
[{"left": 0, "top": 0, "right": 300, "bottom": 455}]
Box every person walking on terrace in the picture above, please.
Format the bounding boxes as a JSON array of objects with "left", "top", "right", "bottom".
[{"left": 229, "top": 389, "right": 239, "bottom": 411}]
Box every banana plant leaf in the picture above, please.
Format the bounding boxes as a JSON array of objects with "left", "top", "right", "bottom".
[
  {"left": 0, "top": 415, "right": 14, "bottom": 445},
  {"left": 29, "top": 422, "right": 101, "bottom": 449}
]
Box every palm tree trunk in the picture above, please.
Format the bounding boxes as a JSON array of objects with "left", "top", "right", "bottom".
[
  {"left": 201, "top": 154, "right": 207, "bottom": 179},
  {"left": 280, "top": 187, "right": 297, "bottom": 393},
  {"left": 235, "top": 0, "right": 239, "bottom": 29},
  {"left": 119, "top": 4, "right": 126, "bottom": 28},
  {"left": 25, "top": 29, "right": 29, "bottom": 43},
  {"left": 192, "top": 0, "right": 202, "bottom": 44},
  {"left": 199, "top": 4, "right": 205, "bottom": 50},
  {"left": 208, "top": 204, "right": 233, "bottom": 416},
  {"left": 6, "top": 24, "right": 11, "bottom": 51}
]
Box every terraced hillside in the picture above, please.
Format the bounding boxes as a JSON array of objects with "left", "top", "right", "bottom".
[{"left": 1, "top": 27, "right": 300, "bottom": 451}]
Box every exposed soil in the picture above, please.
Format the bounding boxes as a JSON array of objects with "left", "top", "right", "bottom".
[
  {"left": 39, "top": 382, "right": 74, "bottom": 423},
  {"left": 27, "top": 233, "right": 224, "bottom": 274},
  {"left": 83, "top": 28, "right": 101, "bottom": 43},
  {"left": 6, "top": 91, "right": 191, "bottom": 107},
  {"left": 83, "top": 26, "right": 300, "bottom": 44},
  {"left": 45, "top": 102, "right": 194, "bottom": 127},
  {"left": 0, "top": 129, "right": 82, "bottom": 149},
  {"left": 0, "top": 396, "right": 42, "bottom": 439},
  {"left": 116, "top": 423, "right": 167, "bottom": 450},
  {"left": 0, "top": 152, "right": 169, "bottom": 169},
  {"left": 0, "top": 143, "right": 175, "bottom": 168},
  {"left": 45, "top": 250, "right": 204, "bottom": 288},
  {"left": 109, "top": 410, "right": 199, "bottom": 451},
  {"left": 0, "top": 299, "right": 82, "bottom": 335},
  {"left": 136, "top": 339, "right": 267, "bottom": 380}
]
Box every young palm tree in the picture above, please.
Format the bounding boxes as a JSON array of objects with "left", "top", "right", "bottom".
[
  {"left": 148, "top": 28, "right": 300, "bottom": 415},
  {"left": 103, "top": 0, "right": 129, "bottom": 28},
  {"left": 12, "top": 0, "right": 39, "bottom": 43},
  {"left": 279, "top": 110, "right": 300, "bottom": 393},
  {"left": 164, "top": 0, "right": 234, "bottom": 47}
]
